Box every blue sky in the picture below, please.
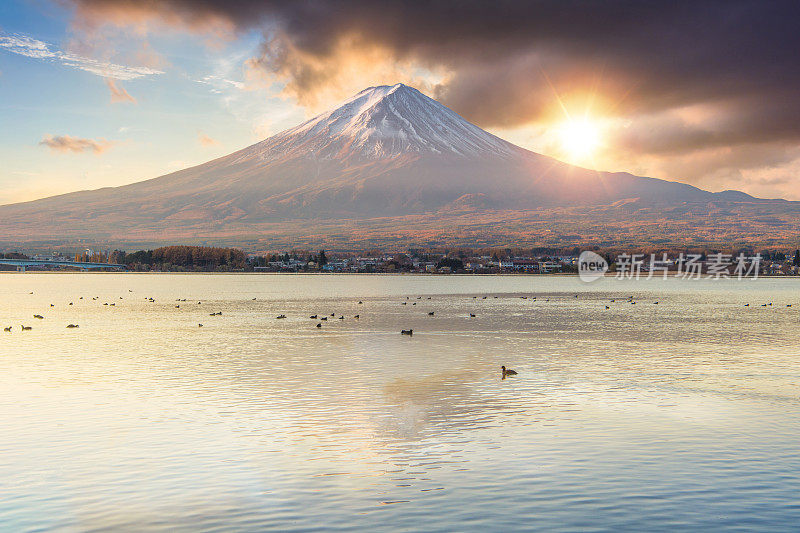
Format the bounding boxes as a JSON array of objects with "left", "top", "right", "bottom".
[{"left": 0, "top": 0, "right": 305, "bottom": 205}]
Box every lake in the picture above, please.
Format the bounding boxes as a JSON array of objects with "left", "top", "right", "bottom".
[{"left": 1, "top": 273, "right": 799, "bottom": 531}]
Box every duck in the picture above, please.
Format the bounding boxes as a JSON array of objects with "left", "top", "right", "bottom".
[
  {"left": 401, "top": 329, "right": 413, "bottom": 336},
  {"left": 501, "top": 365, "right": 517, "bottom": 377},
  {"left": 358, "top": 301, "right": 363, "bottom": 304},
  {"left": 276, "top": 314, "right": 287, "bottom": 319},
  {"left": 320, "top": 316, "right": 328, "bottom": 321},
  {"left": 198, "top": 324, "right": 203, "bottom": 327},
  {"left": 310, "top": 314, "right": 318, "bottom": 319},
  {"left": 66, "top": 324, "right": 79, "bottom": 329},
  {"left": 354, "top": 314, "right": 359, "bottom": 319},
  {"left": 3, "top": 326, "right": 11, "bottom": 332},
  {"left": 316, "top": 323, "right": 322, "bottom": 328},
  {"left": 428, "top": 311, "right": 434, "bottom": 316},
  {"left": 469, "top": 313, "right": 476, "bottom": 317},
  {"left": 21, "top": 325, "right": 32, "bottom": 331},
  {"left": 33, "top": 314, "right": 43, "bottom": 319}
]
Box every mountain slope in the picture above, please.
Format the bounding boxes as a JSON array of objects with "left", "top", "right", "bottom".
[{"left": 0, "top": 83, "right": 796, "bottom": 248}]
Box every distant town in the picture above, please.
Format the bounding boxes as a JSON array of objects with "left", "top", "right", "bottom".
[{"left": 2, "top": 245, "right": 800, "bottom": 275}]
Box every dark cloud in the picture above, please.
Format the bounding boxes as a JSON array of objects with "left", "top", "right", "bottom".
[{"left": 66, "top": 1, "right": 800, "bottom": 157}]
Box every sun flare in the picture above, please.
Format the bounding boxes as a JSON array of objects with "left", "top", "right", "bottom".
[{"left": 558, "top": 119, "right": 601, "bottom": 161}]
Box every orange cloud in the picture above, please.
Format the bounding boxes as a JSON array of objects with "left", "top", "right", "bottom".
[
  {"left": 39, "top": 134, "right": 115, "bottom": 154},
  {"left": 105, "top": 77, "right": 136, "bottom": 103},
  {"left": 198, "top": 133, "right": 219, "bottom": 147}
]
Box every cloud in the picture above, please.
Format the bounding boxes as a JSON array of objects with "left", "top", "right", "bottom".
[
  {"left": 197, "top": 132, "right": 219, "bottom": 147},
  {"left": 0, "top": 32, "right": 163, "bottom": 80},
  {"left": 39, "top": 134, "right": 115, "bottom": 154},
  {"left": 105, "top": 77, "right": 136, "bottom": 103},
  {"left": 62, "top": 1, "right": 800, "bottom": 138},
  {"left": 196, "top": 74, "right": 244, "bottom": 90}
]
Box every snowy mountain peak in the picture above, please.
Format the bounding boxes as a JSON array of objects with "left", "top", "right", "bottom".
[{"left": 242, "top": 83, "right": 519, "bottom": 161}]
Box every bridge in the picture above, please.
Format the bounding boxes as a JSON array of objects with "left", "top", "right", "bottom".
[{"left": 0, "top": 259, "right": 127, "bottom": 272}]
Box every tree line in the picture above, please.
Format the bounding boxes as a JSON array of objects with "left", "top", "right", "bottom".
[{"left": 110, "top": 246, "right": 247, "bottom": 271}]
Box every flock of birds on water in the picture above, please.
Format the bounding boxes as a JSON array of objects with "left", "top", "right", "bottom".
[{"left": 5, "top": 290, "right": 796, "bottom": 378}]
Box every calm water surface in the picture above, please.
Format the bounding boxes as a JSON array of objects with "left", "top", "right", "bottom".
[{"left": 1, "top": 273, "right": 799, "bottom": 531}]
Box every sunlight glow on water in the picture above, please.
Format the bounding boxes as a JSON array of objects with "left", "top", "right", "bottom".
[{"left": 1, "top": 274, "right": 799, "bottom": 531}]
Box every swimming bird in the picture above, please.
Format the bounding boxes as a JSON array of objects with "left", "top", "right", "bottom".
[
  {"left": 428, "top": 311, "right": 434, "bottom": 316},
  {"left": 66, "top": 324, "right": 79, "bottom": 329},
  {"left": 501, "top": 365, "right": 517, "bottom": 377},
  {"left": 198, "top": 324, "right": 203, "bottom": 327},
  {"left": 745, "top": 303, "right": 750, "bottom": 307},
  {"left": 354, "top": 315, "right": 359, "bottom": 319},
  {"left": 316, "top": 323, "right": 322, "bottom": 328},
  {"left": 3, "top": 327, "right": 11, "bottom": 332},
  {"left": 321, "top": 316, "right": 328, "bottom": 321},
  {"left": 33, "top": 314, "right": 43, "bottom": 319},
  {"left": 21, "top": 325, "right": 32, "bottom": 331},
  {"left": 401, "top": 329, "right": 413, "bottom": 336},
  {"left": 339, "top": 316, "right": 344, "bottom": 320},
  {"left": 358, "top": 301, "right": 363, "bottom": 304},
  {"left": 470, "top": 313, "right": 476, "bottom": 317},
  {"left": 276, "top": 315, "right": 287, "bottom": 319},
  {"left": 310, "top": 314, "right": 318, "bottom": 319},
  {"left": 69, "top": 302, "right": 73, "bottom": 306}
]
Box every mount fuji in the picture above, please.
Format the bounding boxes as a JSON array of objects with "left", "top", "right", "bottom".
[{"left": 1, "top": 83, "right": 797, "bottom": 249}]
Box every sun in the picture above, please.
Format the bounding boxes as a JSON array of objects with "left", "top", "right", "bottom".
[{"left": 558, "top": 118, "right": 601, "bottom": 161}]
